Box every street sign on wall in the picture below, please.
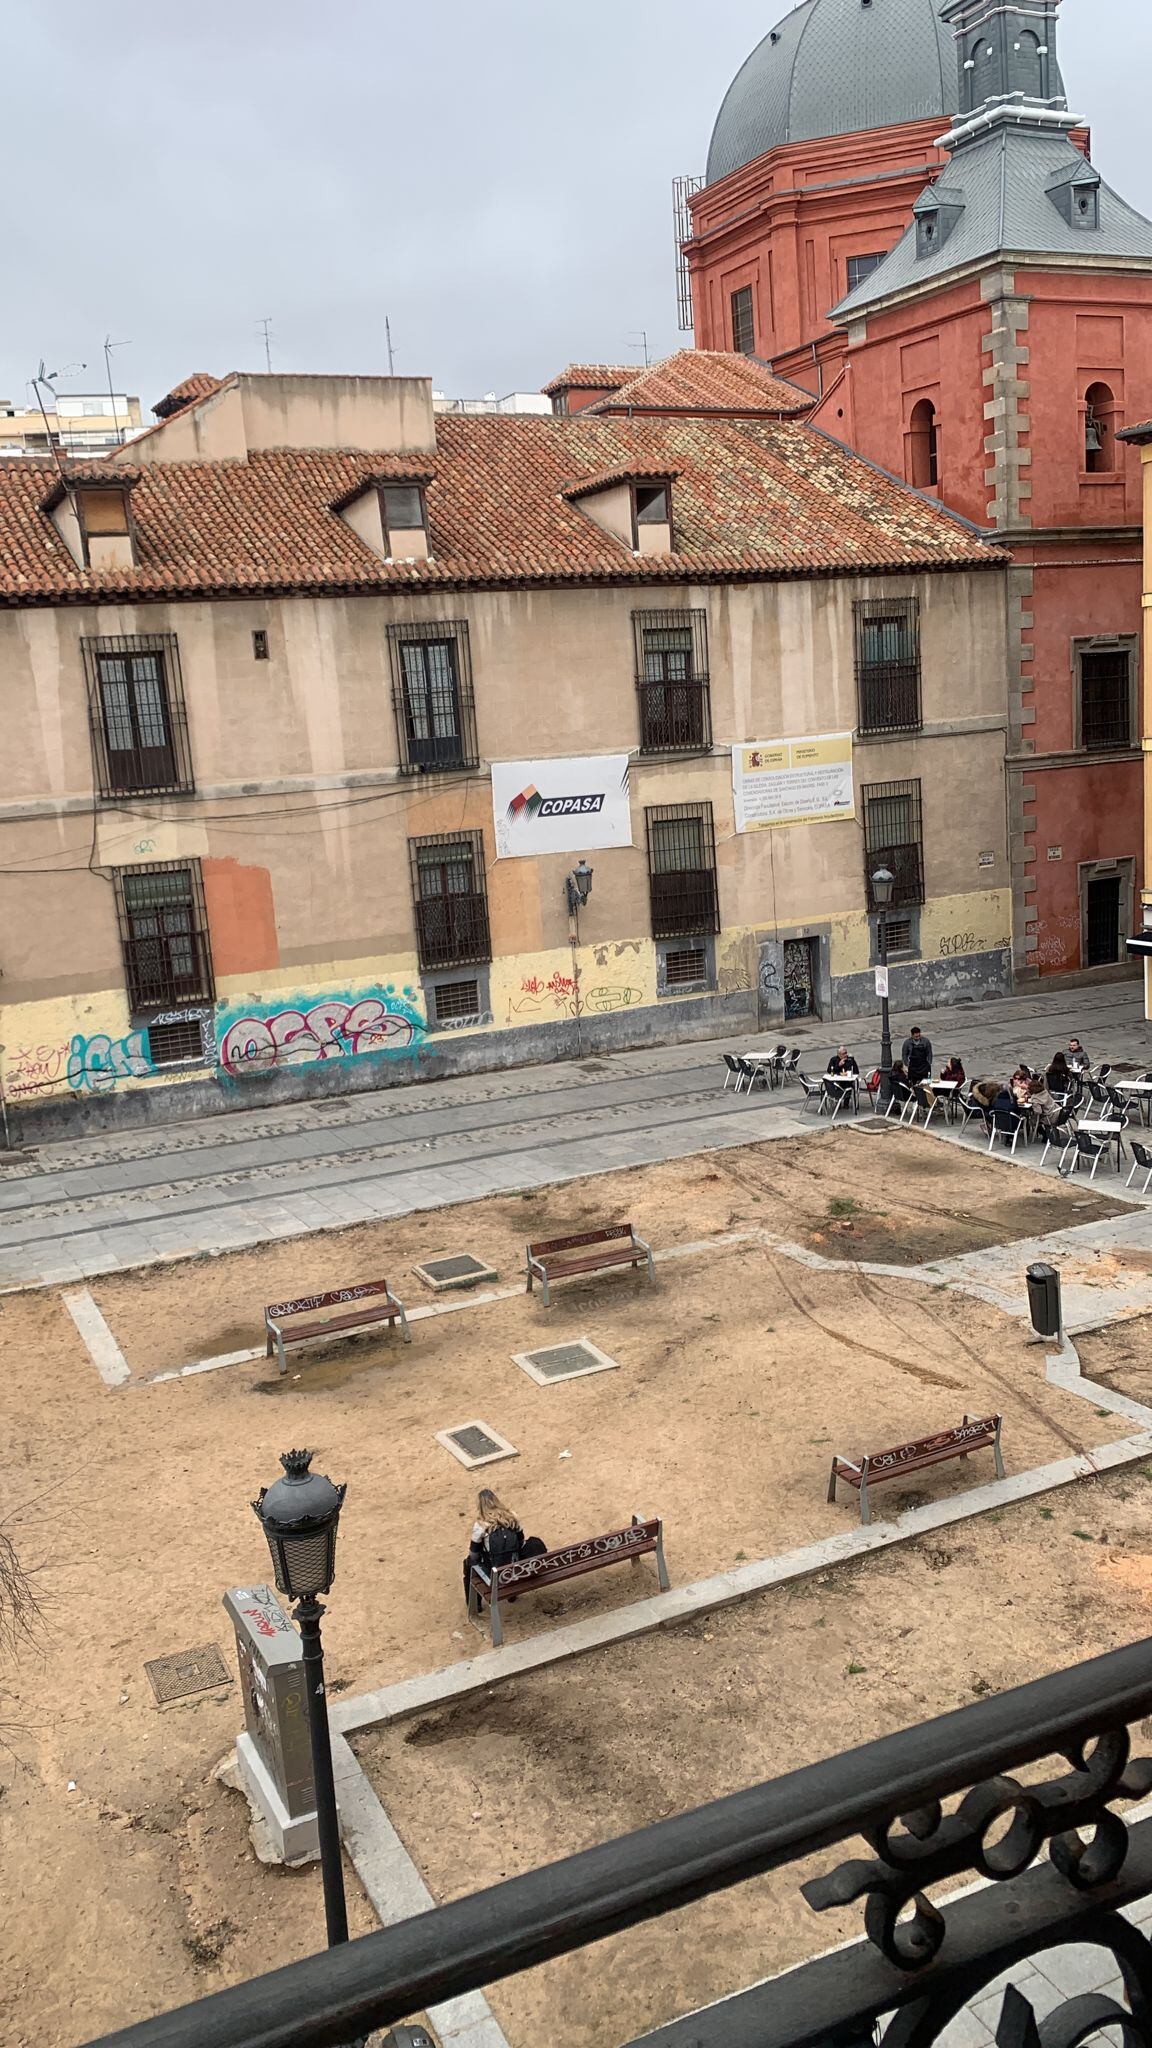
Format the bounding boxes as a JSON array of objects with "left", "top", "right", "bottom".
[
  {"left": 492, "top": 755, "right": 633, "bottom": 859},
  {"left": 732, "top": 733, "right": 855, "bottom": 832}
]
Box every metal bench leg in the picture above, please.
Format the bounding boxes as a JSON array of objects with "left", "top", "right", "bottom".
[
  {"left": 540, "top": 1272, "right": 550, "bottom": 1308},
  {"left": 489, "top": 1586, "right": 504, "bottom": 1648},
  {"left": 655, "top": 1528, "right": 670, "bottom": 1593},
  {"left": 467, "top": 1572, "right": 480, "bottom": 1623},
  {"left": 269, "top": 1324, "right": 287, "bottom": 1377},
  {"left": 395, "top": 1301, "right": 412, "bottom": 1345},
  {"left": 827, "top": 1459, "right": 839, "bottom": 1505},
  {"left": 858, "top": 1462, "right": 871, "bottom": 1526},
  {"left": 993, "top": 1418, "right": 1006, "bottom": 1482},
  {"left": 525, "top": 1261, "right": 534, "bottom": 1295}
]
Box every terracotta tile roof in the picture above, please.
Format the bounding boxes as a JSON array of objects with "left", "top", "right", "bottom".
[
  {"left": 562, "top": 464, "right": 678, "bottom": 500},
  {"left": 41, "top": 462, "right": 143, "bottom": 513},
  {"left": 589, "top": 350, "right": 814, "bottom": 418},
  {"left": 0, "top": 414, "right": 1005, "bottom": 608},
  {"left": 542, "top": 365, "right": 633, "bottom": 396},
  {"left": 153, "top": 372, "right": 224, "bottom": 419}
]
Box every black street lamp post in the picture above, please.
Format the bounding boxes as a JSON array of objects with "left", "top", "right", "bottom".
[
  {"left": 253, "top": 1449, "right": 350, "bottom": 1949},
  {"left": 871, "top": 866, "right": 895, "bottom": 1107}
]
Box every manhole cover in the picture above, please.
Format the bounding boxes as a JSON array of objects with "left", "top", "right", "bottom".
[
  {"left": 144, "top": 1643, "right": 231, "bottom": 1707},
  {"left": 412, "top": 1251, "right": 499, "bottom": 1292},
  {"left": 855, "top": 1117, "right": 900, "bottom": 1134},
  {"left": 435, "top": 1420, "right": 518, "bottom": 1469},
  {"left": 513, "top": 1338, "right": 620, "bottom": 1386}
]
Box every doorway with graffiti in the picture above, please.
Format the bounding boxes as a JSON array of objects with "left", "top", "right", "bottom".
[{"left": 783, "top": 936, "right": 819, "bottom": 1020}]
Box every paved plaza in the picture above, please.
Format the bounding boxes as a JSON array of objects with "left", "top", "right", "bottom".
[{"left": 2, "top": 981, "right": 1149, "bottom": 1290}]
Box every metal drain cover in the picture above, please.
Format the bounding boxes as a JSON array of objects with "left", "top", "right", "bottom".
[
  {"left": 435, "top": 1419, "right": 518, "bottom": 1469},
  {"left": 412, "top": 1250, "right": 499, "bottom": 1292},
  {"left": 513, "top": 1337, "right": 620, "bottom": 1386},
  {"left": 144, "top": 1642, "right": 231, "bottom": 1706}
]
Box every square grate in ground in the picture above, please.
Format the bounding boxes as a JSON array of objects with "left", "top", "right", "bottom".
[
  {"left": 144, "top": 1642, "right": 232, "bottom": 1707},
  {"left": 435, "top": 1420, "right": 519, "bottom": 1469},
  {"left": 412, "top": 1250, "right": 499, "bottom": 1293},
  {"left": 513, "top": 1337, "right": 620, "bottom": 1387}
]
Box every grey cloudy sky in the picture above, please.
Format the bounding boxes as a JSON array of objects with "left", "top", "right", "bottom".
[{"left": 4, "top": 0, "right": 1150, "bottom": 415}]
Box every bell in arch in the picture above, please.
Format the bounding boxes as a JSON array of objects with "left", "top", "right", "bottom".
[{"left": 1084, "top": 409, "right": 1104, "bottom": 454}]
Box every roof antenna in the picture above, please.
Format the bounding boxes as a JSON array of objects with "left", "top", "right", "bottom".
[
  {"left": 386, "top": 316, "right": 396, "bottom": 375},
  {"left": 30, "top": 358, "right": 85, "bottom": 497},
  {"left": 103, "top": 336, "right": 131, "bottom": 446},
  {"left": 628, "top": 329, "right": 651, "bottom": 367},
  {"left": 257, "top": 315, "right": 274, "bottom": 374}
]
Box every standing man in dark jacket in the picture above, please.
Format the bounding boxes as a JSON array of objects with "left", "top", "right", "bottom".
[{"left": 902, "top": 1026, "right": 933, "bottom": 1085}]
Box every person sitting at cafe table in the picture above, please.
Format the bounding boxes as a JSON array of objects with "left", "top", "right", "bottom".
[
  {"left": 1026, "top": 1072, "right": 1060, "bottom": 1134},
  {"left": 825, "top": 1046, "right": 859, "bottom": 1108},
  {"left": 828, "top": 1046, "right": 859, "bottom": 1077},
  {"left": 1010, "top": 1063, "right": 1034, "bottom": 1107},
  {"left": 940, "top": 1055, "right": 966, "bottom": 1084},
  {"left": 1067, "top": 1038, "right": 1090, "bottom": 1072},
  {"left": 1046, "top": 1051, "right": 1072, "bottom": 1093},
  {"left": 887, "top": 1059, "right": 913, "bottom": 1106}
]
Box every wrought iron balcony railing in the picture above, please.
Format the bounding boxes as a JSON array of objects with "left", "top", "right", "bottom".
[{"left": 84, "top": 1635, "right": 1152, "bottom": 2048}]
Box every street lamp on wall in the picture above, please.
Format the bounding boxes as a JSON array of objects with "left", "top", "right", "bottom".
[
  {"left": 253, "top": 1450, "right": 351, "bottom": 1951},
  {"left": 565, "top": 859, "right": 594, "bottom": 917},
  {"left": 871, "top": 866, "right": 895, "bottom": 1105}
]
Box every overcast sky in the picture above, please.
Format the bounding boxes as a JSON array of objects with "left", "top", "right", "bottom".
[{"left": 3, "top": 1, "right": 1149, "bottom": 416}]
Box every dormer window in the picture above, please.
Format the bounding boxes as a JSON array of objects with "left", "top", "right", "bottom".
[
  {"left": 43, "top": 471, "right": 140, "bottom": 571},
  {"left": 913, "top": 186, "right": 965, "bottom": 261},
  {"left": 633, "top": 482, "right": 672, "bottom": 552},
  {"left": 563, "top": 468, "right": 678, "bottom": 555},
  {"left": 332, "top": 472, "right": 432, "bottom": 562},
  {"left": 1048, "top": 161, "right": 1101, "bottom": 232}
]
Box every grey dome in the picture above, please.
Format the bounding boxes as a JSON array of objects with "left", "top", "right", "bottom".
[{"left": 707, "top": 0, "right": 959, "bottom": 184}]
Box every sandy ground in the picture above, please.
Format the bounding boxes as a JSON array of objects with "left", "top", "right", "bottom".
[
  {"left": 355, "top": 1466, "right": 1152, "bottom": 2048},
  {"left": 1081, "top": 1309, "right": 1152, "bottom": 1406},
  {"left": 0, "top": 1130, "right": 1131, "bottom": 2045}
]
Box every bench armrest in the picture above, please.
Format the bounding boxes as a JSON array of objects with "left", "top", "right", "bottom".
[{"left": 630, "top": 1233, "right": 652, "bottom": 1256}]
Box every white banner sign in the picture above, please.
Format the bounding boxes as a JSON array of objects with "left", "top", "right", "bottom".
[
  {"left": 875, "top": 966, "right": 889, "bottom": 998},
  {"left": 493, "top": 755, "right": 633, "bottom": 859},
  {"left": 732, "top": 733, "right": 855, "bottom": 833}
]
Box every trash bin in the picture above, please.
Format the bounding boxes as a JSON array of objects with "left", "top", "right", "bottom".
[{"left": 1027, "top": 1262, "right": 1062, "bottom": 1339}]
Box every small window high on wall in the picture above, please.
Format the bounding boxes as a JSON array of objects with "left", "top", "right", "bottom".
[
  {"left": 730, "top": 286, "right": 755, "bottom": 356},
  {"left": 1084, "top": 383, "right": 1117, "bottom": 474},
  {"left": 909, "top": 400, "right": 938, "bottom": 489}
]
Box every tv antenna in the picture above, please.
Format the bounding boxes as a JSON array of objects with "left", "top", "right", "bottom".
[
  {"left": 30, "top": 359, "right": 86, "bottom": 491},
  {"left": 386, "top": 316, "right": 395, "bottom": 375},
  {"left": 627, "top": 329, "right": 651, "bottom": 367},
  {"left": 257, "top": 316, "right": 274, "bottom": 373},
  {"left": 103, "top": 336, "right": 131, "bottom": 444}
]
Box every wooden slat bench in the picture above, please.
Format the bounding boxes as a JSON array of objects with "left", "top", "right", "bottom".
[
  {"left": 525, "top": 1223, "right": 654, "bottom": 1307},
  {"left": 827, "top": 1413, "right": 1005, "bottom": 1526},
  {"left": 264, "top": 1280, "right": 411, "bottom": 1376},
  {"left": 468, "top": 1514, "right": 670, "bottom": 1646}
]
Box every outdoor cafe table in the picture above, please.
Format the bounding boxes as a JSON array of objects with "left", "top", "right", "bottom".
[
  {"left": 822, "top": 1072, "right": 860, "bottom": 1115},
  {"left": 930, "top": 1078, "right": 961, "bottom": 1123},
  {"left": 1114, "top": 1079, "right": 1152, "bottom": 1128},
  {"left": 1077, "top": 1118, "right": 1128, "bottom": 1171}
]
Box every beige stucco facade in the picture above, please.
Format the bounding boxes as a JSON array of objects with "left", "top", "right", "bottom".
[{"left": 0, "top": 562, "right": 1010, "bottom": 1133}]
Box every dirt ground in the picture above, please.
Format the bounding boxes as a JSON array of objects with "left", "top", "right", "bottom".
[
  {"left": 1081, "top": 1309, "right": 1152, "bottom": 1406},
  {"left": 356, "top": 1466, "right": 1152, "bottom": 2048},
  {"left": 88, "top": 1127, "right": 1123, "bottom": 1374},
  {"left": 0, "top": 1130, "right": 1131, "bottom": 2045}
]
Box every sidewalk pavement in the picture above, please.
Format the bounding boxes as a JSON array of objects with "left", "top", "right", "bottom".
[{"left": 1, "top": 979, "right": 1148, "bottom": 1290}]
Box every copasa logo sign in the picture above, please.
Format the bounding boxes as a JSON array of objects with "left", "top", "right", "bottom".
[{"left": 506, "top": 783, "right": 606, "bottom": 824}]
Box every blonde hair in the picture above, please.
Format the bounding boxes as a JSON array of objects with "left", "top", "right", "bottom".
[{"left": 477, "top": 1488, "right": 520, "bottom": 1531}]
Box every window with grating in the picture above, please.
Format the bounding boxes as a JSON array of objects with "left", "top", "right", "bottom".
[
  {"left": 147, "top": 1017, "right": 206, "bottom": 1066},
  {"left": 81, "top": 634, "right": 194, "bottom": 799},
  {"left": 633, "top": 610, "right": 711, "bottom": 752},
  {"left": 1080, "top": 648, "right": 1133, "bottom": 751},
  {"left": 410, "top": 831, "right": 491, "bottom": 970},
  {"left": 433, "top": 978, "right": 481, "bottom": 1023},
  {"left": 846, "top": 252, "right": 885, "bottom": 292},
  {"left": 880, "top": 916, "right": 913, "bottom": 954},
  {"left": 114, "top": 862, "right": 215, "bottom": 1014},
  {"left": 862, "top": 780, "right": 925, "bottom": 909},
  {"left": 664, "top": 944, "right": 708, "bottom": 987},
  {"left": 854, "top": 599, "right": 921, "bottom": 735},
  {"left": 731, "top": 286, "right": 755, "bottom": 356},
  {"left": 386, "top": 620, "right": 477, "bottom": 774},
  {"left": 645, "top": 803, "right": 720, "bottom": 938}
]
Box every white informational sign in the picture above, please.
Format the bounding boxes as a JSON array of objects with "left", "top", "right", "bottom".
[
  {"left": 493, "top": 755, "right": 633, "bottom": 859},
  {"left": 732, "top": 733, "right": 855, "bottom": 833},
  {"left": 875, "top": 966, "right": 890, "bottom": 999}
]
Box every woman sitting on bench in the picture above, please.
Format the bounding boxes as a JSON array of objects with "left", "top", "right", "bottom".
[{"left": 463, "top": 1489, "right": 548, "bottom": 1601}]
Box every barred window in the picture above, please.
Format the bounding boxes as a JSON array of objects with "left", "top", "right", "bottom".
[
  {"left": 1080, "top": 647, "right": 1133, "bottom": 751},
  {"left": 114, "top": 862, "right": 215, "bottom": 1014},
  {"left": 386, "top": 621, "right": 478, "bottom": 774},
  {"left": 731, "top": 286, "right": 755, "bottom": 356},
  {"left": 409, "top": 831, "right": 491, "bottom": 970},
  {"left": 634, "top": 610, "right": 711, "bottom": 753},
  {"left": 854, "top": 599, "right": 922, "bottom": 736},
  {"left": 862, "top": 779, "right": 925, "bottom": 909},
  {"left": 82, "top": 634, "right": 194, "bottom": 799},
  {"left": 645, "top": 802, "right": 720, "bottom": 939}
]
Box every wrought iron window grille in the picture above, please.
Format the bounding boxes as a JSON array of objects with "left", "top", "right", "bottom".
[
  {"left": 645, "top": 802, "right": 720, "bottom": 939},
  {"left": 633, "top": 610, "right": 712, "bottom": 753},
  {"left": 1081, "top": 649, "right": 1134, "bottom": 752},
  {"left": 80, "top": 1635, "right": 1152, "bottom": 2048},
  {"left": 409, "top": 831, "right": 491, "bottom": 972},
  {"left": 81, "top": 633, "right": 195, "bottom": 800},
  {"left": 113, "top": 860, "right": 215, "bottom": 1016},
  {"left": 386, "top": 620, "right": 478, "bottom": 775},
  {"left": 854, "top": 599, "right": 922, "bottom": 736},
  {"left": 863, "top": 778, "right": 925, "bottom": 910}
]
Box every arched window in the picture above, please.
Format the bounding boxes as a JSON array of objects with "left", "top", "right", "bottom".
[
  {"left": 909, "top": 399, "right": 939, "bottom": 489},
  {"left": 1013, "top": 28, "right": 1043, "bottom": 99},
  {"left": 968, "top": 34, "right": 997, "bottom": 108},
  {"left": 1084, "top": 382, "right": 1116, "bottom": 474}
]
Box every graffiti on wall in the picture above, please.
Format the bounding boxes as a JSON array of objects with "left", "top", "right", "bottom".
[
  {"left": 4, "top": 1042, "right": 70, "bottom": 1098},
  {"left": 217, "top": 991, "right": 426, "bottom": 1077},
  {"left": 508, "top": 972, "right": 643, "bottom": 1020},
  {"left": 67, "top": 1031, "right": 153, "bottom": 1094}
]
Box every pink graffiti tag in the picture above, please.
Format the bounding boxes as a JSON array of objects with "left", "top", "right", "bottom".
[{"left": 219, "top": 999, "right": 417, "bottom": 1075}]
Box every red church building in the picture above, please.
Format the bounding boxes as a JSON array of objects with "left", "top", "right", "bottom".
[{"left": 686, "top": 0, "right": 1152, "bottom": 983}]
